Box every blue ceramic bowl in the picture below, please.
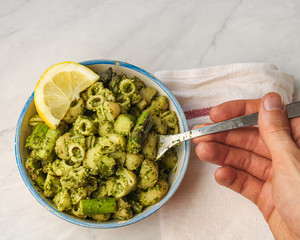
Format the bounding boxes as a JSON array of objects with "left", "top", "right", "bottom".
[{"left": 15, "top": 60, "right": 190, "bottom": 228}]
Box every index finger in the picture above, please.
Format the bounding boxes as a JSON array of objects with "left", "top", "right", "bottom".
[
  {"left": 210, "top": 99, "right": 261, "bottom": 122},
  {"left": 211, "top": 98, "right": 300, "bottom": 148}
]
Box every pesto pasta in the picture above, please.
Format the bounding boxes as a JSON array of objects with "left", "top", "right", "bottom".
[{"left": 25, "top": 67, "right": 179, "bottom": 221}]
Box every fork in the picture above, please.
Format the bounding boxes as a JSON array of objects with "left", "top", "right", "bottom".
[{"left": 156, "top": 101, "right": 300, "bottom": 159}]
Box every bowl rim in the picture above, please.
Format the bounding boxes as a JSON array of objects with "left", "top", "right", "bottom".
[{"left": 15, "top": 59, "right": 190, "bottom": 228}]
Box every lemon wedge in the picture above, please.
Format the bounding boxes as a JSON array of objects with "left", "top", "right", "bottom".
[{"left": 34, "top": 61, "right": 99, "bottom": 129}]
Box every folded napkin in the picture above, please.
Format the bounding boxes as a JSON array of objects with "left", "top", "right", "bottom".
[{"left": 154, "top": 63, "right": 294, "bottom": 240}]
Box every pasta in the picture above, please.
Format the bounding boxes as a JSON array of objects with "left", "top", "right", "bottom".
[
  {"left": 74, "top": 115, "right": 96, "bottom": 136},
  {"left": 119, "top": 79, "right": 136, "bottom": 96},
  {"left": 68, "top": 142, "right": 86, "bottom": 163},
  {"left": 142, "top": 132, "right": 158, "bottom": 160},
  {"left": 138, "top": 159, "right": 159, "bottom": 189},
  {"left": 25, "top": 67, "right": 180, "bottom": 221},
  {"left": 85, "top": 95, "right": 105, "bottom": 111},
  {"left": 63, "top": 98, "right": 85, "bottom": 124},
  {"left": 28, "top": 114, "right": 44, "bottom": 127},
  {"left": 124, "top": 153, "right": 144, "bottom": 170}
]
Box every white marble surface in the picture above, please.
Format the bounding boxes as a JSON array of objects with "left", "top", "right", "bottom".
[{"left": 1, "top": 0, "right": 300, "bottom": 239}]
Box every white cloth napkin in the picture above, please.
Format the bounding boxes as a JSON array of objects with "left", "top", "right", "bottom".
[{"left": 154, "top": 63, "right": 294, "bottom": 240}]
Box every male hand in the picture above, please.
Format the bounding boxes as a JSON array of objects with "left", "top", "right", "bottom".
[{"left": 193, "top": 92, "right": 300, "bottom": 240}]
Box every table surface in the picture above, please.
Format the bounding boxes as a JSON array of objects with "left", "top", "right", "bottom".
[{"left": 1, "top": 1, "right": 300, "bottom": 240}]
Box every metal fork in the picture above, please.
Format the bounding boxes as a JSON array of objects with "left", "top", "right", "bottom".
[{"left": 156, "top": 101, "right": 300, "bottom": 159}]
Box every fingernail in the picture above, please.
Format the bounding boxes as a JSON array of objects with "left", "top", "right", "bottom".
[{"left": 263, "top": 93, "right": 284, "bottom": 111}]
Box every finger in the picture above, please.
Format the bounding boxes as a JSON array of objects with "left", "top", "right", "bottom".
[
  {"left": 192, "top": 126, "right": 271, "bottom": 159},
  {"left": 195, "top": 142, "right": 271, "bottom": 181},
  {"left": 258, "top": 92, "right": 300, "bottom": 173},
  {"left": 210, "top": 99, "right": 261, "bottom": 123},
  {"left": 214, "top": 166, "right": 264, "bottom": 205},
  {"left": 290, "top": 117, "right": 300, "bottom": 147},
  {"left": 208, "top": 97, "right": 300, "bottom": 148},
  {"left": 256, "top": 170, "right": 274, "bottom": 221}
]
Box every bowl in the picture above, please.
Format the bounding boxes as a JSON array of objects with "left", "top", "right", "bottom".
[{"left": 15, "top": 59, "right": 190, "bottom": 228}]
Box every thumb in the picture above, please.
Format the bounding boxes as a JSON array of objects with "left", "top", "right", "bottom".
[{"left": 259, "top": 92, "right": 298, "bottom": 170}]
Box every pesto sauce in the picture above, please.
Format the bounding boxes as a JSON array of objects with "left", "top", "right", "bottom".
[{"left": 25, "top": 67, "right": 180, "bottom": 222}]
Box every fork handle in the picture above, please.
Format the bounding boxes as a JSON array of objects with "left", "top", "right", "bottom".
[{"left": 188, "top": 101, "right": 300, "bottom": 139}]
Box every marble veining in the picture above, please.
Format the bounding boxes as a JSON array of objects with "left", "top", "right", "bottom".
[
  {"left": 1, "top": 0, "right": 300, "bottom": 239},
  {"left": 198, "top": 0, "right": 245, "bottom": 65}
]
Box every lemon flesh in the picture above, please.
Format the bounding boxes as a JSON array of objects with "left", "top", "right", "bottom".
[{"left": 34, "top": 62, "right": 99, "bottom": 129}]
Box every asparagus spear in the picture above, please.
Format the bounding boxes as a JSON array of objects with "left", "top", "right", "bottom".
[
  {"left": 108, "top": 72, "right": 122, "bottom": 94},
  {"left": 79, "top": 198, "right": 116, "bottom": 215},
  {"left": 131, "top": 201, "right": 143, "bottom": 214},
  {"left": 127, "top": 111, "right": 153, "bottom": 154},
  {"left": 25, "top": 123, "right": 49, "bottom": 150},
  {"left": 25, "top": 157, "right": 46, "bottom": 190},
  {"left": 99, "top": 67, "right": 113, "bottom": 85},
  {"left": 35, "top": 127, "right": 61, "bottom": 161},
  {"left": 32, "top": 169, "right": 46, "bottom": 190}
]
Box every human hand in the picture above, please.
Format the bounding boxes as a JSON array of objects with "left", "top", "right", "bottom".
[{"left": 192, "top": 92, "right": 300, "bottom": 240}]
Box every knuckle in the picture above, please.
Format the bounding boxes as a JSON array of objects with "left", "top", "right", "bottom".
[
  {"left": 221, "top": 146, "right": 231, "bottom": 165},
  {"left": 262, "top": 165, "right": 272, "bottom": 181},
  {"left": 239, "top": 174, "right": 249, "bottom": 194},
  {"left": 264, "top": 122, "right": 291, "bottom": 140},
  {"left": 241, "top": 153, "right": 252, "bottom": 171}
]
